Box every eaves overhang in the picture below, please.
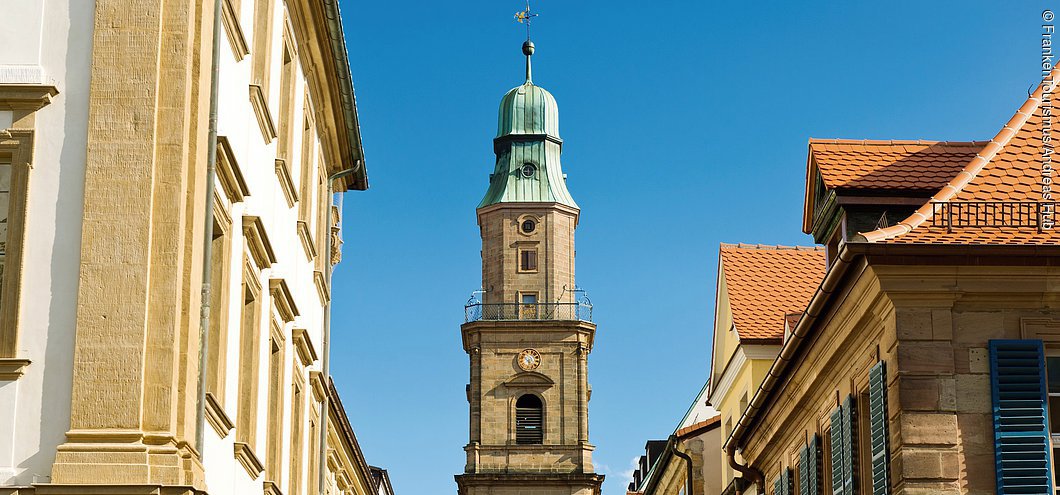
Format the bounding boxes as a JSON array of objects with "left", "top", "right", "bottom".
[{"left": 727, "top": 241, "right": 1060, "bottom": 453}]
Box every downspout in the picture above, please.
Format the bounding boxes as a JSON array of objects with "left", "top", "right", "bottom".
[
  {"left": 671, "top": 440, "right": 695, "bottom": 495},
  {"left": 195, "top": 0, "right": 224, "bottom": 457},
  {"left": 318, "top": 165, "right": 360, "bottom": 493},
  {"left": 724, "top": 443, "right": 762, "bottom": 494}
]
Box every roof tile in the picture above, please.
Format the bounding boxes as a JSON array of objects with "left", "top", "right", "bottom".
[
  {"left": 720, "top": 244, "right": 825, "bottom": 342},
  {"left": 810, "top": 139, "right": 988, "bottom": 191}
]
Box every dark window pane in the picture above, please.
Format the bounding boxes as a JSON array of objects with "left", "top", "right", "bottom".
[{"left": 1048, "top": 357, "right": 1060, "bottom": 394}]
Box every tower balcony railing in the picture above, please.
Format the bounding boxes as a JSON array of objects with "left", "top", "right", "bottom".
[{"left": 464, "top": 301, "right": 593, "bottom": 323}]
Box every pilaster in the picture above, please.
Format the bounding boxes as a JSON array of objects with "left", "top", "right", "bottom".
[{"left": 51, "top": 0, "right": 211, "bottom": 487}]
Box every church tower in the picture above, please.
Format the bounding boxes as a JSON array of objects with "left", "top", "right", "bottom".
[{"left": 455, "top": 38, "right": 604, "bottom": 495}]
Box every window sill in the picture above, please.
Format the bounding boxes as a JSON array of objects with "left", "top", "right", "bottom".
[{"left": 0, "top": 358, "right": 30, "bottom": 380}]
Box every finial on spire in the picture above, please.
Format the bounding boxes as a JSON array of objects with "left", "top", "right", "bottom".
[{"left": 514, "top": 1, "right": 538, "bottom": 84}]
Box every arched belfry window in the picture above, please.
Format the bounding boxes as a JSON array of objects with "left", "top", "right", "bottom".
[{"left": 515, "top": 394, "right": 543, "bottom": 445}]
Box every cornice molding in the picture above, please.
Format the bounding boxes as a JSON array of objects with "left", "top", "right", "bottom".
[
  {"left": 205, "top": 392, "right": 234, "bottom": 438},
  {"left": 0, "top": 84, "right": 58, "bottom": 111},
  {"left": 309, "top": 370, "right": 327, "bottom": 402},
  {"left": 296, "top": 221, "right": 317, "bottom": 261},
  {"left": 313, "top": 270, "right": 330, "bottom": 306},
  {"left": 706, "top": 344, "right": 780, "bottom": 407},
  {"left": 269, "top": 278, "right": 299, "bottom": 322},
  {"left": 274, "top": 158, "right": 298, "bottom": 207},
  {"left": 292, "top": 328, "right": 318, "bottom": 366},
  {"left": 249, "top": 84, "right": 277, "bottom": 143},
  {"left": 234, "top": 442, "right": 264, "bottom": 478},
  {"left": 0, "top": 358, "right": 31, "bottom": 380},
  {"left": 216, "top": 136, "right": 249, "bottom": 202},
  {"left": 220, "top": 0, "right": 249, "bottom": 61},
  {"left": 242, "top": 216, "right": 276, "bottom": 268}
]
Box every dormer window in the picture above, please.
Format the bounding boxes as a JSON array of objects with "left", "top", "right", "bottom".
[{"left": 520, "top": 162, "right": 537, "bottom": 178}]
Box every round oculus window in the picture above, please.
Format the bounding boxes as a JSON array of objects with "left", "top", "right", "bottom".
[
  {"left": 521, "top": 219, "right": 537, "bottom": 234},
  {"left": 520, "top": 162, "right": 537, "bottom": 178}
]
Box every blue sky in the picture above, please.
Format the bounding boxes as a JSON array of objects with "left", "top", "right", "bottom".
[{"left": 330, "top": 2, "right": 1041, "bottom": 493}]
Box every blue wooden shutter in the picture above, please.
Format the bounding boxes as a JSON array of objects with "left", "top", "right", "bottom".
[
  {"left": 841, "top": 395, "right": 857, "bottom": 494},
  {"left": 868, "top": 361, "right": 890, "bottom": 495},
  {"left": 830, "top": 406, "right": 846, "bottom": 495},
  {"left": 808, "top": 434, "right": 820, "bottom": 495},
  {"left": 989, "top": 339, "right": 1052, "bottom": 494}
]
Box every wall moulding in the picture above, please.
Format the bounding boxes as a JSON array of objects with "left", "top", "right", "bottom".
[
  {"left": 216, "top": 136, "right": 249, "bottom": 202},
  {"left": 205, "top": 392, "right": 235, "bottom": 438},
  {"left": 220, "top": 0, "right": 249, "bottom": 61},
  {"left": 0, "top": 84, "right": 59, "bottom": 112},
  {"left": 249, "top": 84, "right": 277, "bottom": 143}
]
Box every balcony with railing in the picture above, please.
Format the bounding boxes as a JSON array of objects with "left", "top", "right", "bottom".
[{"left": 464, "top": 291, "right": 594, "bottom": 323}]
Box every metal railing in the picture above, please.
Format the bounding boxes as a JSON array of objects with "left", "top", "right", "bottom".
[
  {"left": 464, "top": 302, "right": 593, "bottom": 323},
  {"left": 936, "top": 201, "right": 1056, "bottom": 232}
]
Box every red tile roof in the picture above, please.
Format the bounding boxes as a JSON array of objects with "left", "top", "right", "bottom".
[
  {"left": 676, "top": 415, "right": 721, "bottom": 439},
  {"left": 810, "top": 139, "right": 987, "bottom": 191},
  {"left": 858, "top": 70, "right": 1060, "bottom": 244},
  {"left": 719, "top": 244, "right": 826, "bottom": 343}
]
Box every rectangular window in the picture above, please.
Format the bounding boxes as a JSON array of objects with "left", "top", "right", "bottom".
[
  {"left": 519, "top": 249, "right": 537, "bottom": 272},
  {"left": 265, "top": 324, "right": 285, "bottom": 479},
  {"left": 298, "top": 110, "right": 316, "bottom": 224},
  {"left": 519, "top": 293, "right": 538, "bottom": 320},
  {"left": 250, "top": 0, "right": 275, "bottom": 91},
  {"left": 276, "top": 39, "right": 297, "bottom": 161},
  {"left": 206, "top": 212, "right": 232, "bottom": 400},
  {"left": 0, "top": 138, "right": 31, "bottom": 359},
  {"left": 236, "top": 264, "right": 262, "bottom": 448},
  {"left": 308, "top": 403, "right": 321, "bottom": 495},
  {"left": 289, "top": 365, "right": 305, "bottom": 495}
]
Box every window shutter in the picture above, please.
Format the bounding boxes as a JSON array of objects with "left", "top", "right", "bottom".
[
  {"left": 799, "top": 443, "right": 810, "bottom": 495},
  {"left": 830, "top": 406, "right": 845, "bottom": 495},
  {"left": 841, "top": 395, "right": 856, "bottom": 495},
  {"left": 868, "top": 361, "right": 890, "bottom": 495},
  {"left": 808, "top": 434, "right": 820, "bottom": 495},
  {"left": 774, "top": 468, "right": 792, "bottom": 495},
  {"left": 989, "top": 339, "right": 1052, "bottom": 495}
]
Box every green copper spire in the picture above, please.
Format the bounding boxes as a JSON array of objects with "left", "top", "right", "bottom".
[{"left": 478, "top": 41, "right": 578, "bottom": 209}]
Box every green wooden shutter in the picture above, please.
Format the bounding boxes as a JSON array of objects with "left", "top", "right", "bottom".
[
  {"left": 799, "top": 443, "right": 810, "bottom": 495},
  {"left": 989, "top": 339, "right": 1052, "bottom": 495},
  {"left": 808, "top": 434, "right": 820, "bottom": 495},
  {"left": 783, "top": 468, "right": 792, "bottom": 495},
  {"left": 830, "top": 406, "right": 845, "bottom": 495},
  {"left": 868, "top": 361, "right": 890, "bottom": 495},
  {"left": 841, "top": 395, "right": 856, "bottom": 494}
]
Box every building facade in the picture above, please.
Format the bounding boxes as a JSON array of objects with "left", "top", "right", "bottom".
[
  {"left": 726, "top": 71, "right": 1060, "bottom": 495},
  {"left": 455, "top": 39, "right": 603, "bottom": 495},
  {"left": 0, "top": 0, "right": 384, "bottom": 494},
  {"left": 707, "top": 244, "right": 824, "bottom": 493}
]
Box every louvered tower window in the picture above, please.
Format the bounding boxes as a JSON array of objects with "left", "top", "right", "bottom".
[{"left": 515, "top": 394, "right": 543, "bottom": 445}]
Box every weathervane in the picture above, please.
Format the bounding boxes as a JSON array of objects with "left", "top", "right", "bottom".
[{"left": 514, "top": 0, "right": 538, "bottom": 42}]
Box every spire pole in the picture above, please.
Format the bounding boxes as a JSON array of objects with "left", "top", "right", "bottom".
[{"left": 514, "top": 0, "right": 538, "bottom": 84}]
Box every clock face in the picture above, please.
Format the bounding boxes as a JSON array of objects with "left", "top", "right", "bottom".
[{"left": 517, "top": 348, "right": 542, "bottom": 371}]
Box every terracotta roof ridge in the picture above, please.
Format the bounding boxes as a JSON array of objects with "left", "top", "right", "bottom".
[
  {"left": 808, "top": 138, "right": 990, "bottom": 146},
  {"left": 719, "top": 242, "right": 824, "bottom": 251},
  {"left": 855, "top": 69, "right": 1060, "bottom": 243},
  {"left": 675, "top": 415, "right": 721, "bottom": 438}
]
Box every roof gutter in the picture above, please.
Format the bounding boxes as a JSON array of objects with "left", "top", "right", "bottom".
[{"left": 320, "top": 0, "right": 367, "bottom": 191}]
